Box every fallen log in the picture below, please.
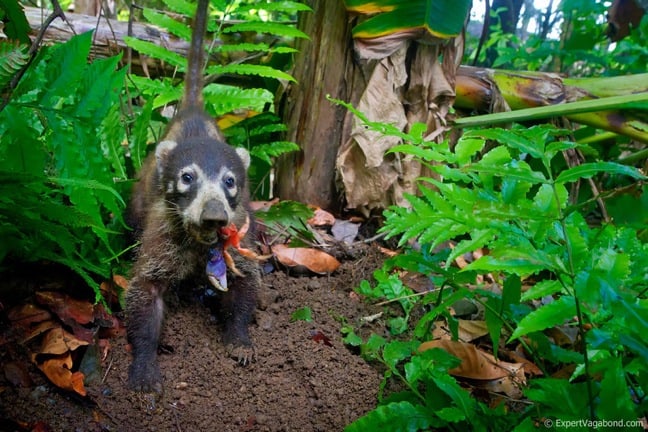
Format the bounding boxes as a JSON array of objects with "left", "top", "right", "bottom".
[{"left": 23, "top": 6, "right": 279, "bottom": 76}]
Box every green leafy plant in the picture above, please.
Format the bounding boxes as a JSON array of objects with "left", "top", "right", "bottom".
[
  {"left": 0, "top": 32, "right": 129, "bottom": 302},
  {"left": 124, "top": 0, "right": 305, "bottom": 196},
  {"left": 337, "top": 99, "right": 647, "bottom": 430},
  {"left": 290, "top": 306, "right": 313, "bottom": 322}
]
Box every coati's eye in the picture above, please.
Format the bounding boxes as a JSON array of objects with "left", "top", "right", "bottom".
[
  {"left": 224, "top": 176, "right": 236, "bottom": 189},
  {"left": 181, "top": 173, "right": 194, "bottom": 185}
]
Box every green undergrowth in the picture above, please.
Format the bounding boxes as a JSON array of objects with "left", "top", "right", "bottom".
[
  {"left": 1, "top": 0, "right": 308, "bottom": 302},
  {"left": 0, "top": 32, "right": 129, "bottom": 302},
  {"left": 125, "top": 0, "right": 308, "bottom": 198},
  {"left": 338, "top": 101, "right": 648, "bottom": 431}
]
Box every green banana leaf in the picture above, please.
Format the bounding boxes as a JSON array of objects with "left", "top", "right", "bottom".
[{"left": 344, "top": 0, "right": 471, "bottom": 39}]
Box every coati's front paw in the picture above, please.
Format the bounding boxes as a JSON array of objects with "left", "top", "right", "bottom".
[
  {"left": 128, "top": 361, "right": 163, "bottom": 394},
  {"left": 226, "top": 342, "right": 256, "bottom": 366}
]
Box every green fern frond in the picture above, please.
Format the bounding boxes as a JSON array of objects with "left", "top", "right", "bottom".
[
  {"left": 236, "top": 1, "right": 312, "bottom": 14},
  {"left": 213, "top": 42, "right": 297, "bottom": 55},
  {"left": 124, "top": 36, "right": 186, "bottom": 69},
  {"left": 223, "top": 21, "right": 309, "bottom": 39},
  {"left": 207, "top": 63, "right": 296, "bottom": 82},
  {"left": 129, "top": 75, "right": 183, "bottom": 108},
  {"left": 161, "top": 0, "right": 194, "bottom": 16},
  {"left": 0, "top": 41, "right": 29, "bottom": 89},
  {"left": 250, "top": 141, "right": 299, "bottom": 165},
  {"left": 203, "top": 84, "right": 274, "bottom": 115},
  {"left": 143, "top": 8, "right": 192, "bottom": 41}
]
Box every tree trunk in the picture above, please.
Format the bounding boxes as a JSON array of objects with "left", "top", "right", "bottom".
[{"left": 274, "top": 0, "right": 363, "bottom": 212}]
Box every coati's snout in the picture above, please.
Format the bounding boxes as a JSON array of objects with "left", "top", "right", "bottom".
[
  {"left": 154, "top": 138, "right": 251, "bottom": 245},
  {"left": 201, "top": 199, "right": 228, "bottom": 228},
  {"left": 189, "top": 199, "right": 229, "bottom": 244}
]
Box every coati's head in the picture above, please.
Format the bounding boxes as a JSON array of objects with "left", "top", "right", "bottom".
[{"left": 155, "top": 137, "right": 250, "bottom": 245}]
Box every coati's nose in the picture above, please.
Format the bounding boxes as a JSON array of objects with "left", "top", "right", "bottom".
[{"left": 200, "top": 200, "right": 228, "bottom": 229}]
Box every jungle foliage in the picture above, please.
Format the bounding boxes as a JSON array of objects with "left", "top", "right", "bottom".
[
  {"left": 337, "top": 0, "right": 648, "bottom": 430},
  {"left": 0, "top": 0, "right": 306, "bottom": 299}
]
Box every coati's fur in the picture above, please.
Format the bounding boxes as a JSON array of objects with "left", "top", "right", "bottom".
[{"left": 125, "top": 0, "right": 259, "bottom": 394}]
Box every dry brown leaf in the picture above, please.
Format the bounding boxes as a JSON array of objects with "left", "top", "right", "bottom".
[
  {"left": 36, "top": 353, "right": 87, "bottom": 396},
  {"left": 20, "top": 319, "right": 59, "bottom": 344},
  {"left": 546, "top": 326, "right": 578, "bottom": 347},
  {"left": 271, "top": 244, "right": 340, "bottom": 274},
  {"left": 501, "top": 348, "right": 543, "bottom": 377},
  {"left": 307, "top": 207, "right": 336, "bottom": 226},
  {"left": 40, "top": 327, "right": 89, "bottom": 355},
  {"left": 378, "top": 246, "right": 398, "bottom": 257},
  {"left": 401, "top": 272, "right": 434, "bottom": 293},
  {"left": 432, "top": 319, "right": 489, "bottom": 342},
  {"left": 35, "top": 291, "right": 94, "bottom": 326},
  {"left": 7, "top": 304, "right": 52, "bottom": 327},
  {"left": 420, "top": 339, "right": 525, "bottom": 382},
  {"left": 112, "top": 274, "right": 129, "bottom": 290},
  {"left": 249, "top": 198, "right": 279, "bottom": 212},
  {"left": 457, "top": 320, "right": 490, "bottom": 342},
  {"left": 479, "top": 375, "right": 524, "bottom": 399}
]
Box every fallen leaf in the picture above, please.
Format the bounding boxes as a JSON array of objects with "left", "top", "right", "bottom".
[
  {"left": 401, "top": 272, "right": 434, "bottom": 293},
  {"left": 458, "top": 320, "right": 490, "bottom": 342},
  {"left": 432, "top": 319, "right": 489, "bottom": 342},
  {"left": 480, "top": 375, "right": 524, "bottom": 399},
  {"left": 112, "top": 274, "right": 129, "bottom": 290},
  {"left": 249, "top": 198, "right": 279, "bottom": 212},
  {"left": 40, "top": 327, "right": 89, "bottom": 355},
  {"left": 378, "top": 246, "right": 398, "bottom": 257},
  {"left": 8, "top": 304, "right": 51, "bottom": 327},
  {"left": 30, "top": 421, "right": 53, "bottom": 432},
  {"left": 272, "top": 244, "right": 340, "bottom": 274},
  {"left": 331, "top": 220, "right": 360, "bottom": 244},
  {"left": 419, "top": 340, "right": 525, "bottom": 381},
  {"left": 35, "top": 291, "right": 94, "bottom": 326},
  {"left": 36, "top": 353, "right": 87, "bottom": 396},
  {"left": 500, "top": 348, "right": 543, "bottom": 377},
  {"left": 307, "top": 207, "right": 336, "bottom": 226},
  {"left": 309, "top": 330, "right": 333, "bottom": 347},
  {"left": 20, "top": 319, "right": 59, "bottom": 344}
]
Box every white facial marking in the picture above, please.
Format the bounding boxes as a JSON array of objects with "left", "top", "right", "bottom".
[
  {"left": 176, "top": 163, "right": 198, "bottom": 194},
  {"left": 182, "top": 165, "right": 237, "bottom": 226},
  {"left": 236, "top": 147, "right": 251, "bottom": 170}
]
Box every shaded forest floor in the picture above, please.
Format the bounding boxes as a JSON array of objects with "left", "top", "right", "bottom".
[{"left": 0, "top": 245, "right": 387, "bottom": 432}]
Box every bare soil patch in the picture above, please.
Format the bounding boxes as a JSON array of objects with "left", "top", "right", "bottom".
[{"left": 0, "top": 245, "right": 385, "bottom": 432}]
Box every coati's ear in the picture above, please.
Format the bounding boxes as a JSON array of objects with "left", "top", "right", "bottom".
[
  {"left": 155, "top": 140, "right": 177, "bottom": 175},
  {"left": 236, "top": 147, "right": 251, "bottom": 171}
]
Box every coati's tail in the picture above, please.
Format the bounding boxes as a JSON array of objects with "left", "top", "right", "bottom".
[{"left": 181, "top": 0, "right": 210, "bottom": 111}]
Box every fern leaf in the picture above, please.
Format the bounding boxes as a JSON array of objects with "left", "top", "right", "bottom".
[
  {"left": 236, "top": 1, "right": 313, "bottom": 14},
  {"left": 204, "top": 84, "right": 274, "bottom": 115},
  {"left": 0, "top": 0, "right": 31, "bottom": 44},
  {"left": 40, "top": 31, "right": 93, "bottom": 105},
  {"left": 161, "top": 0, "right": 194, "bottom": 15},
  {"left": 249, "top": 141, "right": 299, "bottom": 165},
  {"left": 143, "top": 8, "right": 192, "bottom": 41},
  {"left": 207, "top": 63, "right": 296, "bottom": 82},
  {"left": 74, "top": 56, "right": 125, "bottom": 119},
  {"left": 0, "top": 41, "right": 29, "bottom": 89},
  {"left": 223, "top": 21, "right": 309, "bottom": 40},
  {"left": 124, "top": 37, "right": 186, "bottom": 69}
]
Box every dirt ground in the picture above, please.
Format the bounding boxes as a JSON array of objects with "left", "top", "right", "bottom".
[{"left": 0, "top": 245, "right": 386, "bottom": 432}]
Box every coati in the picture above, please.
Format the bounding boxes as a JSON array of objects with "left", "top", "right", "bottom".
[{"left": 126, "top": 0, "right": 259, "bottom": 394}]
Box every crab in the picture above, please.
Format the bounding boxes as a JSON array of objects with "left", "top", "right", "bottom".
[{"left": 206, "top": 216, "right": 268, "bottom": 292}]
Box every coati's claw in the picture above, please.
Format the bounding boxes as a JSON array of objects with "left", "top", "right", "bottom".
[
  {"left": 128, "top": 362, "right": 164, "bottom": 395},
  {"left": 206, "top": 247, "right": 228, "bottom": 291},
  {"left": 227, "top": 343, "right": 256, "bottom": 366},
  {"left": 133, "top": 392, "right": 163, "bottom": 413}
]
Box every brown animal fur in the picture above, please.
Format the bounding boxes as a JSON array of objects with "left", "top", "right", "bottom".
[{"left": 125, "top": 0, "right": 259, "bottom": 394}]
